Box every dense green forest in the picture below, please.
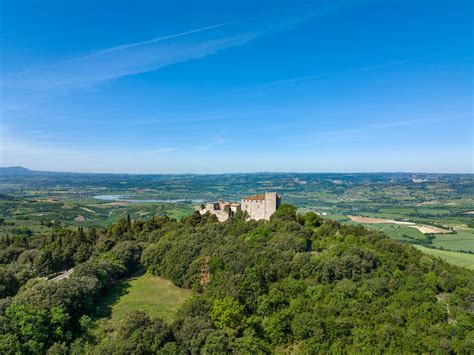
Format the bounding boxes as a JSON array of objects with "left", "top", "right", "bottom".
[
  {"left": 2, "top": 169, "right": 473, "bottom": 269},
  {"left": 0, "top": 206, "right": 473, "bottom": 354}
]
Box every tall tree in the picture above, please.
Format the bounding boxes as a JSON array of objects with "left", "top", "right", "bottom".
[{"left": 127, "top": 214, "right": 132, "bottom": 232}]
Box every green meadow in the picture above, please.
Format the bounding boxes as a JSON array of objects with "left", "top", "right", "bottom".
[
  {"left": 345, "top": 222, "right": 474, "bottom": 269},
  {"left": 414, "top": 245, "right": 474, "bottom": 270},
  {"left": 430, "top": 230, "right": 474, "bottom": 252},
  {"left": 99, "top": 273, "right": 191, "bottom": 324}
]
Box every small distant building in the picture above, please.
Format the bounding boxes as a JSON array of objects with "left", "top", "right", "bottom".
[{"left": 197, "top": 192, "right": 281, "bottom": 222}]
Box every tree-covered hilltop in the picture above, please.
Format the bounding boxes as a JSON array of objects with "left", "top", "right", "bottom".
[{"left": 0, "top": 206, "right": 473, "bottom": 354}]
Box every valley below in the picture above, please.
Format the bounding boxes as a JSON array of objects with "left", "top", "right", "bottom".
[
  {"left": 1, "top": 168, "right": 473, "bottom": 269},
  {"left": 0, "top": 167, "right": 473, "bottom": 353}
]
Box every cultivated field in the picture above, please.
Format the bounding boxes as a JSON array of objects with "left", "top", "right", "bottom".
[
  {"left": 415, "top": 245, "right": 474, "bottom": 270},
  {"left": 410, "top": 225, "right": 452, "bottom": 234},
  {"left": 430, "top": 231, "right": 474, "bottom": 252},
  {"left": 347, "top": 215, "right": 414, "bottom": 225},
  {"left": 1, "top": 170, "right": 473, "bottom": 269}
]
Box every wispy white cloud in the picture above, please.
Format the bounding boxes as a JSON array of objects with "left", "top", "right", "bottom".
[
  {"left": 4, "top": 35, "right": 256, "bottom": 90},
  {"left": 142, "top": 147, "right": 178, "bottom": 154},
  {"left": 70, "top": 19, "right": 248, "bottom": 62},
  {"left": 309, "top": 114, "right": 471, "bottom": 144},
  {"left": 370, "top": 115, "right": 472, "bottom": 130},
  {"left": 0, "top": 133, "right": 179, "bottom": 173},
  {"left": 253, "top": 59, "right": 413, "bottom": 90},
  {"left": 311, "top": 128, "right": 383, "bottom": 143},
  {"left": 2, "top": 3, "right": 353, "bottom": 90},
  {"left": 247, "top": 52, "right": 449, "bottom": 92},
  {"left": 196, "top": 137, "right": 225, "bottom": 150},
  {"left": 256, "top": 114, "right": 471, "bottom": 147}
]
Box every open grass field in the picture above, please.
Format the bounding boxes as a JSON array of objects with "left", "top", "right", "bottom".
[
  {"left": 346, "top": 222, "right": 474, "bottom": 269},
  {"left": 414, "top": 245, "right": 474, "bottom": 270},
  {"left": 362, "top": 223, "right": 427, "bottom": 241},
  {"left": 97, "top": 273, "right": 191, "bottom": 324},
  {"left": 430, "top": 231, "right": 474, "bottom": 252}
]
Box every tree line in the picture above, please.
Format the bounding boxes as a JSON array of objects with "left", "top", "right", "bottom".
[{"left": 0, "top": 206, "right": 473, "bottom": 353}]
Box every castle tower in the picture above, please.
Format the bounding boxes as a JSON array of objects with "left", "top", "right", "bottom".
[
  {"left": 264, "top": 192, "right": 281, "bottom": 220},
  {"left": 241, "top": 192, "right": 281, "bottom": 220}
]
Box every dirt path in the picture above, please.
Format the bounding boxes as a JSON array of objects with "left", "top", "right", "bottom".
[
  {"left": 436, "top": 293, "right": 456, "bottom": 324},
  {"left": 49, "top": 268, "right": 74, "bottom": 282}
]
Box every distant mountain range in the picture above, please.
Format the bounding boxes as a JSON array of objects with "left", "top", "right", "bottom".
[
  {"left": 0, "top": 166, "right": 471, "bottom": 177},
  {"left": 0, "top": 166, "right": 37, "bottom": 176},
  {"left": 0, "top": 167, "right": 97, "bottom": 177}
]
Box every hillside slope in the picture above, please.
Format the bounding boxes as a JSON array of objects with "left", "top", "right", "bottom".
[{"left": 0, "top": 206, "right": 473, "bottom": 353}]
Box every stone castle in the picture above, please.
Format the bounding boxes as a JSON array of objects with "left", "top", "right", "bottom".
[{"left": 196, "top": 192, "right": 281, "bottom": 222}]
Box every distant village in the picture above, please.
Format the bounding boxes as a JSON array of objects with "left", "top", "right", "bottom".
[{"left": 196, "top": 192, "right": 281, "bottom": 221}]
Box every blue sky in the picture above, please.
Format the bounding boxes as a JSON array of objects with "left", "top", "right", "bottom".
[{"left": 1, "top": 0, "right": 472, "bottom": 173}]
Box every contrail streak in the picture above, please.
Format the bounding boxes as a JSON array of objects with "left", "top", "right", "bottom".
[
  {"left": 70, "top": 3, "right": 319, "bottom": 62},
  {"left": 71, "top": 19, "right": 244, "bottom": 62}
]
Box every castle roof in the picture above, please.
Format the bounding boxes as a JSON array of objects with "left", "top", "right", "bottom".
[{"left": 242, "top": 194, "right": 265, "bottom": 201}]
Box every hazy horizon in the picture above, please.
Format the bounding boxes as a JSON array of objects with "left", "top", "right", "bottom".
[
  {"left": 1, "top": 165, "right": 472, "bottom": 176},
  {"left": 1, "top": 0, "right": 472, "bottom": 173}
]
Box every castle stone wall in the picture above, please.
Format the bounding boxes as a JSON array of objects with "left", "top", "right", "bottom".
[
  {"left": 264, "top": 192, "right": 281, "bottom": 220},
  {"left": 241, "top": 192, "right": 281, "bottom": 221},
  {"left": 197, "top": 192, "right": 280, "bottom": 222}
]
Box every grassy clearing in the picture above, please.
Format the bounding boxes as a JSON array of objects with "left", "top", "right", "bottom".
[
  {"left": 414, "top": 245, "right": 474, "bottom": 270},
  {"left": 98, "top": 273, "right": 191, "bottom": 324}
]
